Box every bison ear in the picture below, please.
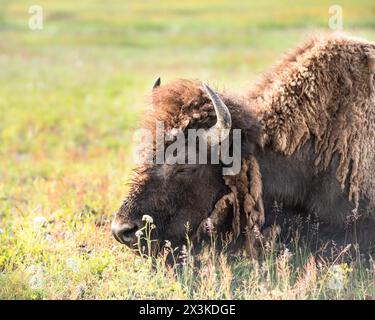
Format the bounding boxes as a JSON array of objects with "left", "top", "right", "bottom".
[
  {"left": 152, "top": 77, "right": 161, "bottom": 90},
  {"left": 151, "top": 77, "right": 161, "bottom": 109}
]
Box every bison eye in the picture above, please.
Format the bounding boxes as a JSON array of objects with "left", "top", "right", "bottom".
[{"left": 175, "top": 166, "right": 198, "bottom": 175}]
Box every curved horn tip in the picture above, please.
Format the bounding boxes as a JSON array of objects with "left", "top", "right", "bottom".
[
  {"left": 201, "top": 82, "right": 232, "bottom": 146},
  {"left": 202, "top": 82, "right": 214, "bottom": 95},
  {"left": 202, "top": 82, "right": 231, "bottom": 126},
  {"left": 153, "top": 77, "right": 161, "bottom": 89}
]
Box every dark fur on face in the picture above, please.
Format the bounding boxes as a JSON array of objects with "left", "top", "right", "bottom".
[{"left": 113, "top": 79, "right": 262, "bottom": 255}]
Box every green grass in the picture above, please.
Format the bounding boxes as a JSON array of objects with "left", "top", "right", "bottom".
[{"left": 1, "top": 0, "right": 375, "bottom": 299}]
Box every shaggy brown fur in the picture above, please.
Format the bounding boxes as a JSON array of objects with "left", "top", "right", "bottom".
[
  {"left": 113, "top": 33, "right": 375, "bottom": 260},
  {"left": 223, "top": 156, "right": 277, "bottom": 257},
  {"left": 149, "top": 79, "right": 260, "bottom": 143},
  {"left": 194, "top": 155, "right": 282, "bottom": 258},
  {"left": 248, "top": 33, "right": 375, "bottom": 211},
  {"left": 195, "top": 156, "right": 267, "bottom": 258}
]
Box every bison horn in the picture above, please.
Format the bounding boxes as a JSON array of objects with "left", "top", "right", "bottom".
[
  {"left": 202, "top": 83, "right": 232, "bottom": 145},
  {"left": 152, "top": 77, "right": 161, "bottom": 90}
]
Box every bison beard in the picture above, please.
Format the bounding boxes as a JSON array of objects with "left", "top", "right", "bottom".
[{"left": 195, "top": 156, "right": 280, "bottom": 259}]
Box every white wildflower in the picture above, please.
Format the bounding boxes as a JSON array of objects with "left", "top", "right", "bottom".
[
  {"left": 66, "top": 258, "right": 80, "bottom": 273},
  {"left": 327, "top": 274, "right": 344, "bottom": 290},
  {"left": 33, "top": 216, "right": 47, "bottom": 226},
  {"left": 205, "top": 218, "right": 214, "bottom": 234},
  {"left": 26, "top": 265, "right": 40, "bottom": 274},
  {"left": 142, "top": 215, "right": 153, "bottom": 224},
  {"left": 74, "top": 283, "right": 86, "bottom": 298},
  {"left": 29, "top": 274, "right": 43, "bottom": 289},
  {"left": 134, "top": 257, "right": 143, "bottom": 266},
  {"left": 0, "top": 228, "right": 4, "bottom": 235},
  {"left": 26, "top": 265, "right": 43, "bottom": 290},
  {"left": 164, "top": 240, "right": 171, "bottom": 248},
  {"left": 282, "top": 248, "right": 292, "bottom": 260},
  {"left": 135, "top": 230, "right": 144, "bottom": 238},
  {"left": 327, "top": 264, "right": 349, "bottom": 290},
  {"left": 179, "top": 245, "right": 188, "bottom": 266}
]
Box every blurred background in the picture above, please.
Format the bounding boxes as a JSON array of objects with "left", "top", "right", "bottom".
[
  {"left": 1, "top": 0, "right": 375, "bottom": 184},
  {"left": 0, "top": 0, "right": 375, "bottom": 299}
]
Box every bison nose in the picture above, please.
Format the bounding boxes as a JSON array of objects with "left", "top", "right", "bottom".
[{"left": 112, "top": 221, "right": 139, "bottom": 245}]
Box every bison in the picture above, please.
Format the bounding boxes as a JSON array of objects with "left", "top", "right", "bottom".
[{"left": 112, "top": 33, "right": 375, "bottom": 260}]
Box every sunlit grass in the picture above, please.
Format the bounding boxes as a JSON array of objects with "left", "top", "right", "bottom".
[{"left": 1, "top": 0, "right": 375, "bottom": 299}]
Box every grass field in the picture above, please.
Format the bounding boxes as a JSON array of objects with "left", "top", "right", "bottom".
[{"left": 1, "top": 0, "right": 375, "bottom": 299}]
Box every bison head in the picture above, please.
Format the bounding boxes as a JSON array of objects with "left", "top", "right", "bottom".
[{"left": 112, "top": 79, "right": 264, "bottom": 257}]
